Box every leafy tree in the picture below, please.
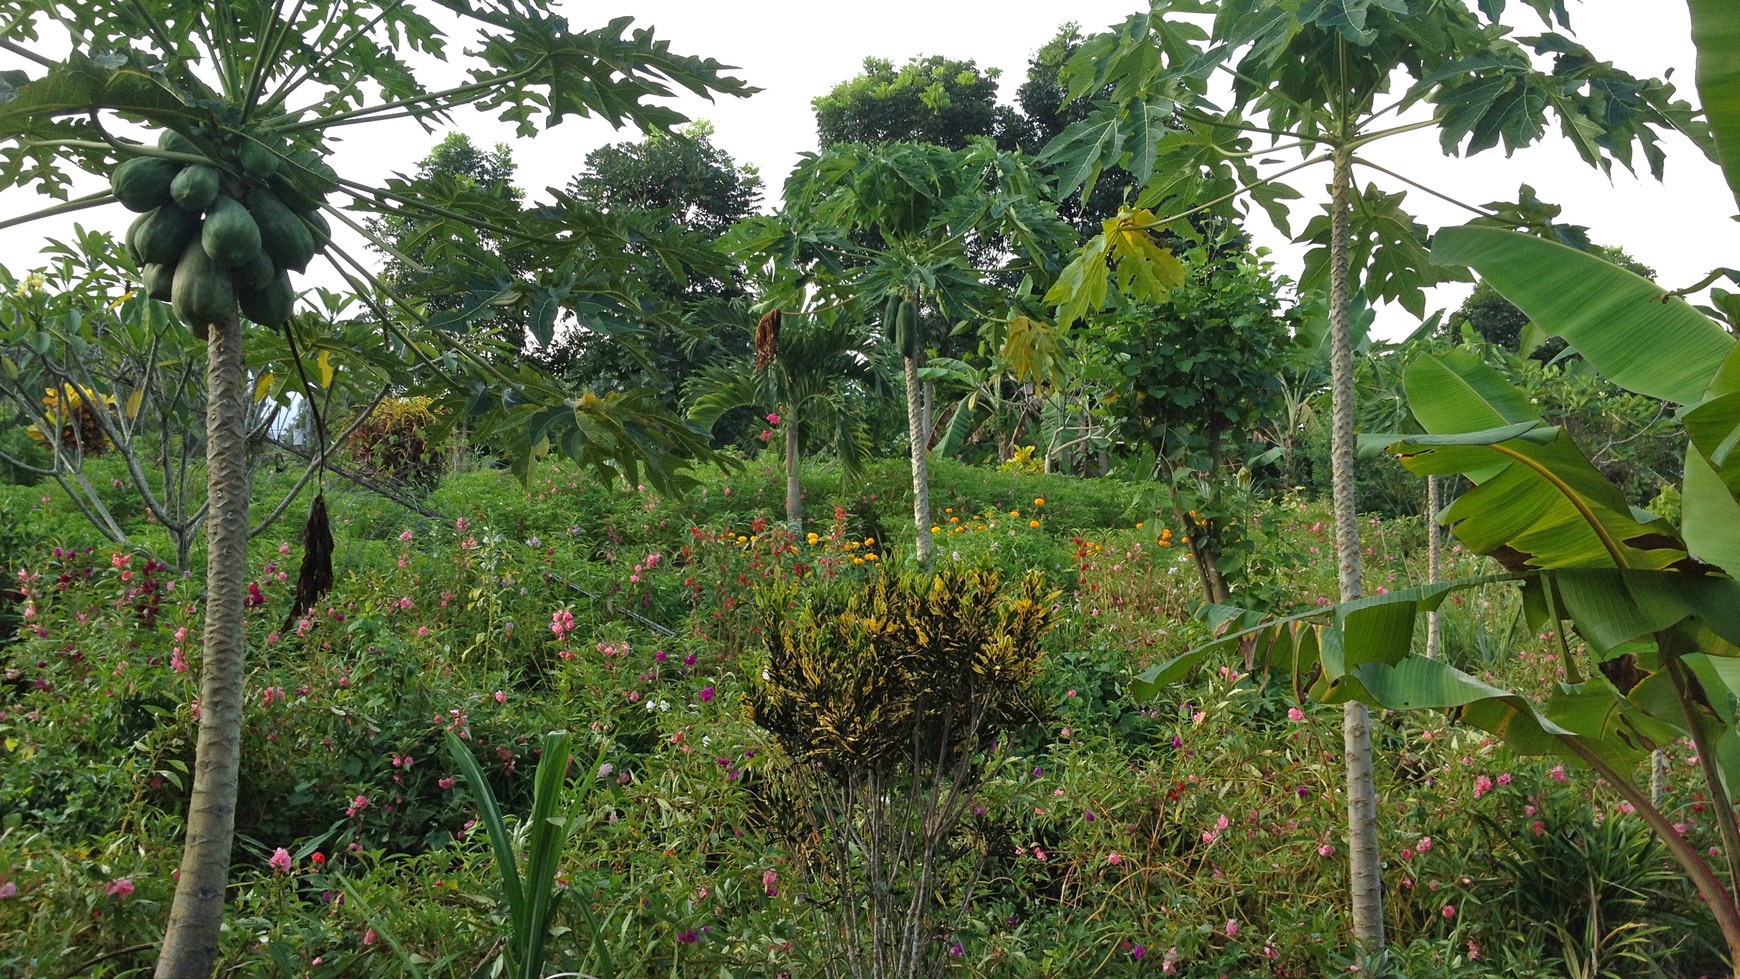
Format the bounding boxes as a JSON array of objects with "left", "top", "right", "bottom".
[
  {"left": 540, "top": 124, "right": 763, "bottom": 419},
  {"left": 1046, "top": 0, "right": 1704, "bottom": 954},
  {"left": 0, "top": 2, "right": 749, "bottom": 973},
  {"left": 1104, "top": 252, "right": 1296, "bottom": 604},
  {"left": 814, "top": 56, "right": 1020, "bottom": 150}
]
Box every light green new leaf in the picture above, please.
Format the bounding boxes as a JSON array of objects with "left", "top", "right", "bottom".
[
  {"left": 1691, "top": 0, "right": 1740, "bottom": 211},
  {"left": 1044, "top": 232, "right": 1110, "bottom": 326},
  {"left": 1431, "top": 226, "right": 1733, "bottom": 405}
]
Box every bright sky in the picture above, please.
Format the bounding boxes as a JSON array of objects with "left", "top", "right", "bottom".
[{"left": 4, "top": 1, "right": 1736, "bottom": 340}]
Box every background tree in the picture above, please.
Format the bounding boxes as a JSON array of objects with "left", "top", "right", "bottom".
[
  {"left": 0, "top": 3, "right": 750, "bottom": 972},
  {"left": 814, "top": 56, "right": 1020, "bottom": 151},
  {"left": 539, "top": 124, "right": 763, "bottom": 421}
]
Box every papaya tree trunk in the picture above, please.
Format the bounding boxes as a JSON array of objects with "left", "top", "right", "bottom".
[
  {"left": 157, "top": 304, "right": 250, "bottom": 977},
  {"left": 785, "top": 414, "right": 802, "bottom": 532},
  {"left": 905, "top": 353, "right": 933, "bottom": 570},
  {"left": 1425, "top": 474, "right": 1442, "bottom": 660},
  {"left": 1328, "top": 148, "right": 1385, "bottom": 952}
]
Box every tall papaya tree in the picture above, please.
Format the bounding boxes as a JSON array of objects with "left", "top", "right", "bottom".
[
  {"left": 0, "top": 3, "right": 749, "bottom": 974},
  {"left": 1044, "top": 0, "right": 1707, "bottom": 953}
]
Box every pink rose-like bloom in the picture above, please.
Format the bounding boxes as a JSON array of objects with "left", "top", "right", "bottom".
[
  {"left": 1441, "top": 904, "right": 1456, "bottom": 920},
  {"left": 1473, "top": 774, "right": 1494, "bottom": 799},
  {"left": 700, "top": 687, "right": 715, "bottom": 702},
  {"left": 494, "top": 690, "right": 507, "bottom": 704},
  {"left": 1107, "top": 852, "right": 1122, "bottom": 866},
  {"left": 1416, "top": 836, "right": 1433, "bottom": 853},
  {"left": 766, "top": 413, "right": 780, "bottom": 425},
  {"left": 1319, "top": 844, "right": 1335, "bottom": 857},
  {"left": 1225, "top": 919, "right": 1239, "bottom": 938},
  {"left": 363, "top": 928, "right": 378, "bottom": 946},
  {"left": 1287, "top": 707, "right": 1305, "bottom": 722},
  {"left": 269, "top": 847, "right": 293, "bottom": 873},
  {"left": 0, "top": 881, "right": 16, "bottom": 899},
  {"left": 106, "top": 878, "right": 135, "bottom": 897}
]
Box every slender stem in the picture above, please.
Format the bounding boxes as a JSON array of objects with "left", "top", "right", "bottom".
[
  {"left": 331, "top": 179, "right": 556, "bottom": 248},
  {"left": 1345, "top": 118, "right": 1440, "bottom": 152},
  {"left": 1668, "top": 657, "right": 1740, "bottom": 895},
  {"left": 277, "top": 63, "right": 543, "bottom": 133},
  {"left": 1129, "top": 154, "right": 1330, "bottom": 232},
  {"left": 316, "top": 196, "right": 428, "bottom": 273},
  {"left": 240, "top": 0, "right": 307, "bottom": 126},
  {"left": 254, "top": 0, "right": 411, "bottom": 118},
  {"left": 119, "top": 0, "right": 178, "bottom": 61},
  {"left": 0, "top": 191, "right": 118, "bottom": 232},
  {"left": 1351, "top": 156, "right": 1497, "bottom": 220},
  {"left": 1214, "top": 63, "right": 1317, "bottom": 119},
  {"left": 1561, "top": 734, "right": 1740, "bottom": 964},
  {"left": 1180, "top": 109, "right": 1335, "bottom": 147},
  {"left": 0, "top": 37, "right": 57, "bottom": 69}
]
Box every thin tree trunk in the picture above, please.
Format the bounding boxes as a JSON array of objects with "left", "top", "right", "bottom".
[
  {"left": 905, "top": 353, "right": 933, "bottom": 570},
  {"left": 157, "top": 305, "right": 250, "bottom": 977},
  {"left": 1328, "top": 148, "right": 1385, "bottom": 952},
  {"left": 785, "top": 416, "right": 802, "bottom": 532},
  {"left": 1425, "top": 474, "right": 1442, "bottom": 660}
]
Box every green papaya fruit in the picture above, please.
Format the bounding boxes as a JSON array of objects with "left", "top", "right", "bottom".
[
  {"left": 171, "top": 240, "right": 234, "bottom": 335},
  {"left": 132, "top": 205, "right": 201, "bottom": 267},
  {"left": 169, "top": 164, "right": 222, "bottom": 212},
  {"left": 237, "top": 139, "right": 278, "bottom": 180},
  {"left": 246, "top": 188, "right": 315, "bottom": 273},
  {"left": 157, "top": 129, "right": 199, "bottom": 155},
  {"left": 239, "top": 269, "right": 294, "bottom": 327},
  {"left": 895, "top": 298, "right": 918, "bottom": 358},
  {"left": 301, "top": 208, "right": 331, "bottom": 247},
  {"left": 201, "top": 195, "right": 263, "bottom": 267},
  {"left": 111, "top": 157, "right": 180, "bottom": 212},
  {"left": 233, "top": 249, "right": 276, "bottom": 292},
  {"left": 141, "top": 262, "right": 174, "bottom": 302}
]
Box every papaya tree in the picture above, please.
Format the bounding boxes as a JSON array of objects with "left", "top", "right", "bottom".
[
  {"left": 0, "top": 3, "right": 749, "bottom": 974},
  {"left": 1136, "top": 1, "right": 1740, "bottom": 967},
  {"left": 1045, "top": 0, "right": 1707, "bottom": 950}
]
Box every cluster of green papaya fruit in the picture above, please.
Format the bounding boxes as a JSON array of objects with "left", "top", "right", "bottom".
[{"left": 116, "top": 128, "right": 337, "bottom": 335}]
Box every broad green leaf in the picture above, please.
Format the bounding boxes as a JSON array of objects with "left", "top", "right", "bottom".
[
  {"left": 1105, "top": 210, "right": 1186, "bottom": 301},
  {"left": 1044, "top": 232, "right": 1110, "bottom": 327},
  {"left": 1403, "top": 347, "right": 1539, "bottom": 434},
  {"left": 1431, "top": 226, "right": 1733, "bottom": 405},
  {"left": 1690, "top": 0, "right": 1740, "bottom": 211},
  {"left": 1682, "top": 449, "right": 1740, "bottom": 575}
]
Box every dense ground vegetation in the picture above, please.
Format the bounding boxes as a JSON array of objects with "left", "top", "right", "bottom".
[{"left": 0, "top": 445, "right": 1725, "bottom": 976}]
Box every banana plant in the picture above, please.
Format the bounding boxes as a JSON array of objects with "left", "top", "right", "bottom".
[{"left": 1142, "top": 2, "right": 1740, "bottom": 964}]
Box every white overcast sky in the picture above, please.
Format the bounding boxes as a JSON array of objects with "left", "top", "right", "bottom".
[{"left": 4, "top": 0, "right": 1736, "bottom": 340}]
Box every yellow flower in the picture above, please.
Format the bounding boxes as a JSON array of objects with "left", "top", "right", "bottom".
[
  {"left": 1034, "top": 497, "right": 1045, "bottom": 506},
  {"left": 1010, "top": 510, "right": 1020, "bottom": 518},
  {"left": 864, "top": 537, "right": 875, "bottom": 546},
  {"left": 931, "top": 526, "right": 942, "bottom": 534},
  {"left": 1028, "top": 520, "right": 1041, "bottom": 529},
  {"left": 865, "top": 553, "right": 877, "bottom": 562}
]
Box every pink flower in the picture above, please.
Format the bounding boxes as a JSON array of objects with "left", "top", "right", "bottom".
[
  {"left": 494, "top": 690, "right": 506, "bottom": 704},
  {"left": 347, "top": 794, "right": 369, "bottom": 818},
  {"left": 1107, "top": 852, "right": 1122, "bottom": 866},
  {"left": 1287, "top": 707, "right": 1305, "bottom": 722},
  {"left": 1441, "top": 904, "right": 1456, "bottom": 919},
  {"left": 269, "top": 847, "right": 293, "bottom": 873},
  {"left": 1416, "top": 836, "right": 1433, "bottom": 853},
  {"left": 363, "top": 928, "right": 378, "bottom": 946},
  {"left": 763, "top": 869, "right": 778, "bottom": 896},
  {"left": 1225, "top": 918, "right": 1239, "bottom": 938},
  {"left": 1319, "top": 844, "right": 1335, "bottom": 857},
  {"left": 700, "top": 687, "right": 715, "bottom": 702},
  {"left": 439, "top": 776, "right": 457, "bottom": 789},
  {"left": 0, "top": 881, "right": 15, "bottom": 899},
  {"left": 766, "top": 413, "right": 781, "bottom": 425},
  {"left": 106, "top": 878, "right": 135, "bottom": 897},
  {"left": 1473, "top": 774, "right": 1494, "bottom": 799}
]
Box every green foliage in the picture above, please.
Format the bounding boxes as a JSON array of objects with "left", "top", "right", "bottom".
[{"left": 813, "top": 56, "right": 1015, "bottom": 150}]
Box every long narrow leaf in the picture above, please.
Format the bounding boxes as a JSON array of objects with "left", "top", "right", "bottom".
[
  {"left": 1691, "top": 0, "right": 1740, "bottom": 211},
  {"left": 445, "top": 730, "right": 526, "bottom": 950}
]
